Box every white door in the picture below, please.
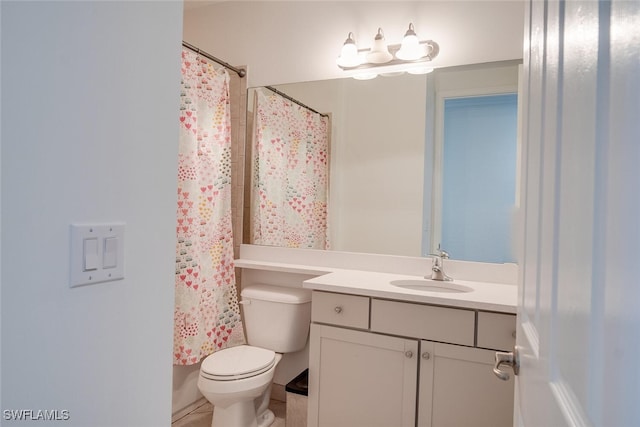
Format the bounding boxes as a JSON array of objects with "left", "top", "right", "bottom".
[{"left": 515, "top": 1, "right": 640, "bottom": 426}]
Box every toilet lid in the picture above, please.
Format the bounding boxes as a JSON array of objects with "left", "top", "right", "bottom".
[{"left": 201, "top": 345, "right": 276, "bottom": 381}]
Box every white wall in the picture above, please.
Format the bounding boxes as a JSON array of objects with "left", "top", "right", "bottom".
[
  {"left": 172, "top": 363, "right": 203, "bottom": 416},
  {"left": 183, "top": 1, "right": 524, "bottom": 87},
  {"left": 338, "top": 76, "right": 427, "bottom": 256},
  {"left": 1, "top": 2, "right": 183, "bottom": 426},
  {"left": 433, "top": 62, "right": 520, "bottom": 93}
]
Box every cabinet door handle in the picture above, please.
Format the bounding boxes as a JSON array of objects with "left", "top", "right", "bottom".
[
  {"left": 422, "top": 352, "right": 431, "bottom": 360},
  {"left": 405, "top": 351, "right": 414, "bottom": 359},
  {"left": 334, "top": 306, "right": 343, "bottom": 314},
  {"left": 493, "top": 347, "right": 520, "bottom": 381}
]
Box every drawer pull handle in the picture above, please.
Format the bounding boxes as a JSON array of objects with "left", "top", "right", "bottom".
[
  {"left": 405, "top": 351, "right": 414, "bottom": 359},
  {"left": 422, "top": 352, "right": 431, "bottom": 360},
  {"left": 334, "top": 306, "right": 343, "bottom": 314},
  {"left": 512, "top": 331, "right": 516, "bottom": 339}
]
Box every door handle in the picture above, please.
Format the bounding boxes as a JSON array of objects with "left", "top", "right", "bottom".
[{"left": 493, "top": 347, "right": 520, "bottom": 381}]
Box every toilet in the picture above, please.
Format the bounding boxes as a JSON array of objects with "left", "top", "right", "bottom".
[{"left": 197, "top": 284, "right": 312, "bottom": 427}]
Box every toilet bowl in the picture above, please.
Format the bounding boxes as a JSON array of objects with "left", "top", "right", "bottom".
[{"left": 197, "top": 284, "right": 312, "bottom": 427}]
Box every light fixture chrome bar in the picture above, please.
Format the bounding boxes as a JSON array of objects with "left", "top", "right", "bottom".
[
  {"left": 337, "top": 40, "right": 440, "bottom": 71},
  {"left": 182, "top": 41, "right": 246, "bottom": 78}
]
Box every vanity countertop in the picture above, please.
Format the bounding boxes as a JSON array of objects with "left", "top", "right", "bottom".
[
  {"left": 235, "top": 258, "right": 517, "bottom": 314},
  {"left": 303, "top": 270, "right": 516, "bottom": 313}
]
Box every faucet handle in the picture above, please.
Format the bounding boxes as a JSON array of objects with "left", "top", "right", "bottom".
[{"left": 434, "top": 245, "right": 449, "bottom": 259}]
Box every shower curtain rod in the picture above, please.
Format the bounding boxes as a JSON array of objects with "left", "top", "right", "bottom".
[
  {"left": 182, "top": 41, "right": 246, "bottom": 78},
  {"left": 265, "top": 86, "right": 329, "bottom": 118}
]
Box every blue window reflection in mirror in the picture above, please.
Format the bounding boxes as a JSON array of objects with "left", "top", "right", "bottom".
[{"left": 434, "top": 94, "right": 518, "bottom": 263}]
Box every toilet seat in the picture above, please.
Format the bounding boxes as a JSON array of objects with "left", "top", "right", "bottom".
[{"left": 200, "top": 345, "right": 276, "bottom": 381}]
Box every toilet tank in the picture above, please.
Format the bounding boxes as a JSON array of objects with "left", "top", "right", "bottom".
[{"left": 240, "top": 284, "right": 312, "bottom": 353}]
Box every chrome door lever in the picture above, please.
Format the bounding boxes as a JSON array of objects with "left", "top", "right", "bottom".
[{"left": 493, "top": 347, "right": 520, "bottom": 381}]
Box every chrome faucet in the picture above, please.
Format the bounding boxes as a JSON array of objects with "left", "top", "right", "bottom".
[{"left": 430, "top": 247, "right": 452, "bottom": 281}]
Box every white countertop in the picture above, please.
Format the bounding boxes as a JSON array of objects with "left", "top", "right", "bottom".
[
  {"left": 303, "top": 270, "right": 516, "bottom": 313},
  {"left": 235, "top": 258, "right": 517, "bottom": 314}
]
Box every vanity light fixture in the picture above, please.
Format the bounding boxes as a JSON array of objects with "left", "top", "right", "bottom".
[{"left": 337, "top": 23, "right": 439, "bottom": 79}]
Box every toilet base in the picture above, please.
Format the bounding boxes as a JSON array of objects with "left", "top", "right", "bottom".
[
  {"left": 258, "top": 409, "right": 275, "bottom": 427},
  {"left": 210, "top": 383, "right": 275, "bottom": 427},
  {"left": 211, "top": 405, "right": 274, "bottom": 427}
]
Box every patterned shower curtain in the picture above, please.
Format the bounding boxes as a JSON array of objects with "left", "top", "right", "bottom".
[
  {"left": 173, "top": 49, "right": 245, "bottom": 366},
  {"left": 252, "top": 89, "right": 330, "bottom": 249}
]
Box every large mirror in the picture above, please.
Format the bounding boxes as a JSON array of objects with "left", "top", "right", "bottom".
[{"left": 245, "top": 60, "right": 521, "bottom": 263}]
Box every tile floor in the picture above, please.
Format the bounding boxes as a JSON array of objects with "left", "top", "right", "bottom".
[{"left": 172, "top": 399, "right": 286, "bottom": 427}]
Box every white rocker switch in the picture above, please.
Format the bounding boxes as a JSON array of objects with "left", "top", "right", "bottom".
[
  {"left": 83, "top": 238, "right": 99, "bottom": 271},
  {"left": 103, "top": 237, "right": 118, "bottom": 269}
]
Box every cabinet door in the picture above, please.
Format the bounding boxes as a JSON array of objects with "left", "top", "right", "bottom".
[
  {"left": 308, "top": 324, "right": 418, "bottom": 427},
  {"left": 418, "top": 341, "right": 514, "bottom": 427}
]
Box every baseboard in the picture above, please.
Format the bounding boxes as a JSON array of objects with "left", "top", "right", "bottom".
[{"left": 171, "top": 397, "right": 208, "bottom": 423}]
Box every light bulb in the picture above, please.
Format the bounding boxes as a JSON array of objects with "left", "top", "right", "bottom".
[
  {"left": 396, "top": 23, "right": 424, "bottom": 61},
  {"left": 366, "top": 28, "right": 393, "bottom": 64},
  {"left": 337, "top": 32, "right": 362, "bottom": 68}
]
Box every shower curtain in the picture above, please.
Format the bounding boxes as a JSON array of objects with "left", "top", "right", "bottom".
[
  {"left": 251, "top": 89, "right": 330, "bottom": 249},
  {"left": 173, "top": 48, "right": 245, "bottom": 366}
]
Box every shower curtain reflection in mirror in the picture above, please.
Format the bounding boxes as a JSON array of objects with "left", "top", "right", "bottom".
[{"left": 251, "top": 89, "right": 330, "bottom": 249}]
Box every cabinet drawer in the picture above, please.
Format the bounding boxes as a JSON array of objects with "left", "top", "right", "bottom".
[
  {"left": 311, "top": 291, "right": 369, "bottom": 329},
  {"left": 476, "top": 312, "right": 516, "bottom": 351},
  {"left": 371, "top": 299, "right": 475, "bottom": 346}
]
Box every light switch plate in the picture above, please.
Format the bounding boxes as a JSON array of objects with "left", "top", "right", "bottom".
[{"left": 70, "top": 223, "right": 125, "bottom": 287}]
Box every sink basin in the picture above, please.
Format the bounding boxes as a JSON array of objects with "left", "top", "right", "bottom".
[{"left": 390, "top": 279, "right": 474, "bottom": 293}]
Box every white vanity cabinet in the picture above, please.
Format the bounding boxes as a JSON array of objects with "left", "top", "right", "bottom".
[{"left": 308, "top": 291, "right": 515, "bottom": 427}]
